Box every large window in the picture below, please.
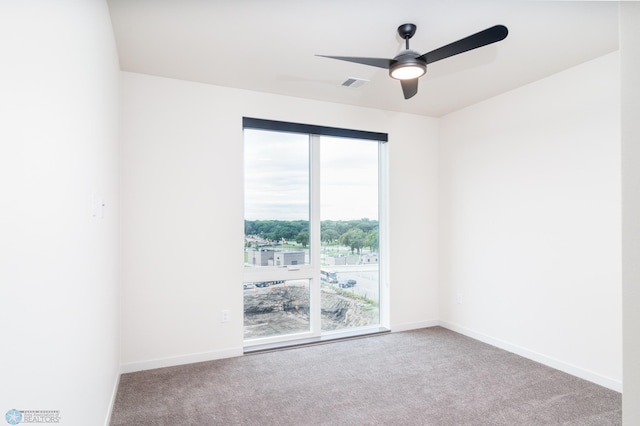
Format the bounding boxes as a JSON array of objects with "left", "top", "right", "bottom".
[{"left": 243, "top": 118, "right": 387, "bottom": 346}]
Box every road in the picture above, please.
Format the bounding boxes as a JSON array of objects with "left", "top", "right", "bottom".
[{"left": 244, "top": 261, "right": 381, "bottom": 303}]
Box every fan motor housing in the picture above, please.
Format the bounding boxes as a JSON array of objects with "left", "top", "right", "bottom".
[{"left": 389, "top": 50, "right": 427, "bottom": 80}]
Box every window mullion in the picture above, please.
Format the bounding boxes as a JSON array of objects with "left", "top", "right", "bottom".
[{"left": 309, "top": 134, "right": 322, "bottom": 335}]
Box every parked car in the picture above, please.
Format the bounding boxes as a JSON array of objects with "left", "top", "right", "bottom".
[
  {"left": 254, "top": 280, "right": 285, "bottom": 288},
  {"left": 339, "top": 280, "right": 356, "bottom": 288}
]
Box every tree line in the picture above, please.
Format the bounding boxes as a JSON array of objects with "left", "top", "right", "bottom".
[{"left": 245, "top": 219, "right": 379, "bottom": 253}]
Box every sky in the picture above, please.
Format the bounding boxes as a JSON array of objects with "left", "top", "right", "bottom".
[{"left": 244, "top": 129, "right": 379, "bottom": 221}]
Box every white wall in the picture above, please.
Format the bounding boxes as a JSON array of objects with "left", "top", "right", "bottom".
[
  {"left": 120, "top": 72, "right": 439, "bottom": 371},
  {"left": 438, "top": 52, "right": 621, "bottom": 390},
  {"left": 0, "top": 1, "right": 120, "bottom": 425},
  {"left": 621, "top": 3, "right": 640, "bottom": 424}
]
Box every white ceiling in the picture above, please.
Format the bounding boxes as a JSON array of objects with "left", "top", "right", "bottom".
[{"left": 107, "top": 0, "right": 619, "bottom": 117}]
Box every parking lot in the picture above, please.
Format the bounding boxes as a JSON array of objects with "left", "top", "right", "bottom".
[
  {"left": 244, "top": 265, "right": 380, "bottom": 302},
  {"left": 322, "top": 265, "right": 379, "bottom": 302}
]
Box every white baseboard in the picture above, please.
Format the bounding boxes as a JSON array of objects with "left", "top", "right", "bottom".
[
  {"left": 120, "top": 347, "right": 243, "bottom": 374},
  {"left": 439, "top": 320, "right": 622, "bottom": 392},
  {"left": 104, "top": 368, "right": 121, "bottom": 426},
  {"left": 391, "top": 319, "right": 440, "bottom": 333}
]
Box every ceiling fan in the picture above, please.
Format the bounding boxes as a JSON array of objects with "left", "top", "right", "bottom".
[{"left": 317, "top": 23, "right": 508, "bottom": 100}]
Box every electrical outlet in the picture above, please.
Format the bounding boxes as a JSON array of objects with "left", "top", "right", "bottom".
[{"left": 221, "top": 310, "right": 230, "bottom": 323}]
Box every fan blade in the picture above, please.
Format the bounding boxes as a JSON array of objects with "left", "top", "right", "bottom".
[
  {"left": 400, "top": 78, "right": 418, "bottom": 99},
  {"left": 418, "top": 25, "right": 508, "bottom": 65},
  {"left": 316, "top": 55, "right": 394, "bottom": 69}
]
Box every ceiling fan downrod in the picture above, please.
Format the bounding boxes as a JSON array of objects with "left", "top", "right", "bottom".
[{"left": 397, "top": 23, "right": 417, "bottom": 50}]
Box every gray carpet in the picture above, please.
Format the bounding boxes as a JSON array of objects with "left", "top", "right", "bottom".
[{"left": 110, "top": 327, "right": 621, "bottom": 425}]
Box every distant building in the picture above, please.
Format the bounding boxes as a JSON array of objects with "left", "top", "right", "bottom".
[
  {"left": 250, "top": 249, "right": 305, "bottom": 267},
  {"left": 325, "top": 254, "right": 360, "bottom": 265}
]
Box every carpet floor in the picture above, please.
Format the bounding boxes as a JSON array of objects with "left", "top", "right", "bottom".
[{"left": 110, "top": 327, "right": 621, "bottom": 425}]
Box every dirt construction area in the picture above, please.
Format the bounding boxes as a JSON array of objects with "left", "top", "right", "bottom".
[{"left": 243, "top": 284, "right": 379, "bottom": 339}]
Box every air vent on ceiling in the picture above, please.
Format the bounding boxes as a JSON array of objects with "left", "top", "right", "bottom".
[{"left": 341, "top": 77, "right": 368, "bottom": 89}]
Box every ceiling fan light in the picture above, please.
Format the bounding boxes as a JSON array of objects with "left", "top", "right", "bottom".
[{"left": 390, "top": 62, "right": 426, "bottom": 80}]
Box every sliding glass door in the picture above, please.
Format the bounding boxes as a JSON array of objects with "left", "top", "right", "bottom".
[
  {"left": 243, "top": 119, "right": 386, "bottom": 346},
  {"left": 319, "top": 136, "right": 380, "bottom": 332},
  {"left": 243, "top": 130, "right": 312, "bottom": 340}
]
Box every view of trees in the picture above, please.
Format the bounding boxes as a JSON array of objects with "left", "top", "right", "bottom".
[{"left": 245, "top": 219, "right": 379, "bottom": 253}]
